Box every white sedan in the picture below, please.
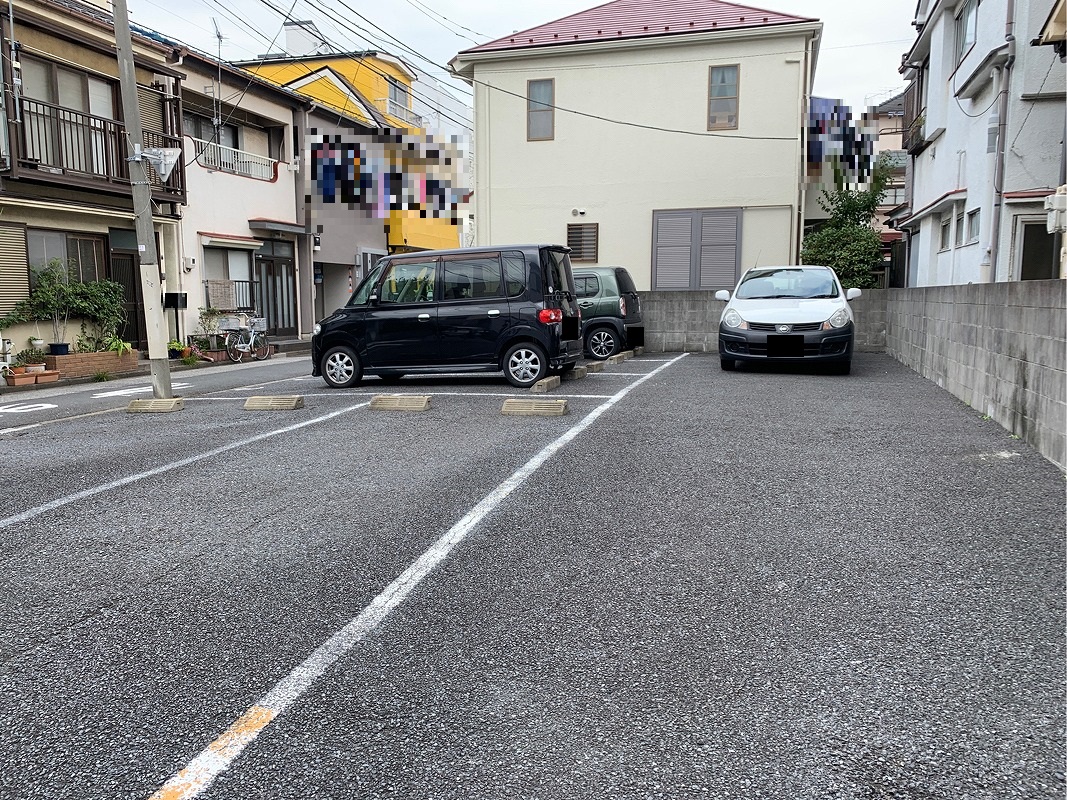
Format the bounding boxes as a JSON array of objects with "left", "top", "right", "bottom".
[{"left": 714, "top": 265, "right": 862, "bottom": 374}]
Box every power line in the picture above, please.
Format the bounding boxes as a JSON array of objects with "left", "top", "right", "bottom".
[
  {"left": 264, "top": 0, "right": 793, "bottom": 141},
  {"left": 399, "top": 0, "right": 482, "bottom": 45},
  {"left": 250, "top": 0, "right": 475, "bottom": 130}
]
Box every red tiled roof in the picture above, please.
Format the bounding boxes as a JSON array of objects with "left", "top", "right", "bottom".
[
  {"left": 459, "top": 0, "right": 817, "bottom": 54},
  {"left": 1004, "top": 188, "right": 1054, "bottom": 199}
]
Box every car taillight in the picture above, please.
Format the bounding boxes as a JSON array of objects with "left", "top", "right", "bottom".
[
  {"left": 619, "top": 297, "right": 627, "bottom": 317},
  {"left": 538, "top": 308, "right": 563, "bottom": 324}
]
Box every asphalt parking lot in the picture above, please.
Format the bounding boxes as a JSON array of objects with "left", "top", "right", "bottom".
[{"left": 0, "top": 352, "right": 1063, "bottom": 800}]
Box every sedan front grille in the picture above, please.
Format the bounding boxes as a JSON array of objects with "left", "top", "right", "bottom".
[{"left": 749, "top": 321, "right": 823, "bottom": 332}]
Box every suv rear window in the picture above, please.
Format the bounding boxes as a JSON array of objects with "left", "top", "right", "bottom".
[
  {"left": 542, "top": 249, "right": 571, "bottom": 294},
  {"left": 614, "top": 268, "right": 638, "bottom": 294}
]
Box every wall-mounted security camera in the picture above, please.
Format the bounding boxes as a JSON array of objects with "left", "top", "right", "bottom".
[{"left": 578, "top": 209, "right": 586, "bottom": 216}]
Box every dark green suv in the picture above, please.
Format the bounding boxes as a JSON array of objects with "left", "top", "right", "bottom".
[{"left": 572, "top": 266, "right": 644, "bottom": 360}]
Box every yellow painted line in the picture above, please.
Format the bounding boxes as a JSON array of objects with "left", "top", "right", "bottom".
[{"left": 149, "top": 706, "right": 276, "bottom": 800}]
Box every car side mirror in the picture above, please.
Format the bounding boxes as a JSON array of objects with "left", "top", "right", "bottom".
[
  {"left": 368, "top": 294, "right": 379, "bottom": 304},
  {"left": 846, "top": 288, "right": 862, "bottom": 301},
  {"left": 714, "top": 290, "right": 731, "bottom": 302}
]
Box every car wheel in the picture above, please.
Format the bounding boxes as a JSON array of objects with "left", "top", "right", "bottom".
[
  {"left": 586, "top": 327, "right": 620, "bottom": 360},
  {"left": 322, "top": 345, "right": 363, "bottom": 388},
  {"left": 504, "top": 342, "right": 548, "bottom": 388},
  {"left": 720, "top": 357, "right": 735, "bottom": 371},
  {"left": 377, "top": 372, "right": 405, "bottom": 383}
]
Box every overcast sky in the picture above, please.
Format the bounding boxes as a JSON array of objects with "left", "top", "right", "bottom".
[{"left": 129, "top": 0, "right": 916, "bottom": 111}]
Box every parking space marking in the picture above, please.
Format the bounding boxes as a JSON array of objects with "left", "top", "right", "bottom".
[
  {"left": 148, "top": 353, "right": 688, "bottom": 800},
  {"left": 92, "top": 383, "right": 192, "bottom": 398},
  {"left": 0, "top": 402, "right": 370, "bottom": 532},
  {"left": 0, "top": 402, "right": 59, "bottom": 413},
  {"left": 0, "top": 406, "right": 124, "bottom": 436}
]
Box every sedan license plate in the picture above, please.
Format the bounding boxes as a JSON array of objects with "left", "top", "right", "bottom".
[{"left": 767, "top": 334, "right": 804, "bottom": 358}]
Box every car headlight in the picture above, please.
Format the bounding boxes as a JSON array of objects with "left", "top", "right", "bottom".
[
  {"left": 313, "top": 323, "right": 322, "bottom": 336},
  {"left": 723, "top": 309, "right": 748, "bottom": 329},
  {"left": 824, "top": 308, "right": 850, "bottom": 329}
]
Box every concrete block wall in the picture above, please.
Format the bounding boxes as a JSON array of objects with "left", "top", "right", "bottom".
[
  {"left": 638, "top": 280, "right": 1065, "bottom": 469},
  {"left": 639, "top": 289, "right": 888, "bottom": 354},
  {"left": 886, "top": 280, "right": 1066, "bottom": 470}
]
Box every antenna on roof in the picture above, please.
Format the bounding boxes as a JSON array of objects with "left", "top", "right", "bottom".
[{"left": 212, "top": 19, "right": 224, "bottom": 131}]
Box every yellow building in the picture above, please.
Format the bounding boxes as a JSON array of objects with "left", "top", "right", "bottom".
[{"left": 237, "top": 46, "right": 459, "bottom": 253}]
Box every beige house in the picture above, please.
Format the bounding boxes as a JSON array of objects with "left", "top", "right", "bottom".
[{"left": 450, "top": 0, "right": 821, "bottom": 291}]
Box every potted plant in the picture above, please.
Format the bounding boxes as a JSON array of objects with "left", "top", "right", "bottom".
[
  {"left": 167, "top": 339, "right": 185, "bottom": 359},
  {"left": 15, "top": 348, "right": 47, "bottom": 372},
  {"left": 23, "top": 260, "right": 75, "bottom": 354},
  {"left": 29, "top": 331, "right": 45, "bottom": 350}
]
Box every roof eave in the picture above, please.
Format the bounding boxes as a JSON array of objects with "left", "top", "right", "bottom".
[{"left": 452, "top": 20, "right": 822, "bottom": 70}]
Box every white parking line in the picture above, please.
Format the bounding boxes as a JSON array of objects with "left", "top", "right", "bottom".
[
  {"left": 92, "top": 383, "right": 192, "bottom": 398},
  {"left": 147, "top": 353, "right": 689, "bottom": 800},
  {"left": 0, "top": 402, "right": 370, "bottom": 532}
]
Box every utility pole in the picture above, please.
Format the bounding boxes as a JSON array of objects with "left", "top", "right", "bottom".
[{"left": 113, "top": 0, "right": 173, "bottom": 399}]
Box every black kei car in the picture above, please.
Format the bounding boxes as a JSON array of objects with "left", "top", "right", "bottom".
[{"left": 311, "top": 245, "right": 583, "bottom": 388}]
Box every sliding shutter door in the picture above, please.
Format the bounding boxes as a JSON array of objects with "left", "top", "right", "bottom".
[
  {"left": 653, "top": 208, "right": 741, "bottom": 289},
  {"left": 652, "top": 214, "right": 692, "bottom": 288},
  {"left": 699, "top": 211, "right": 740, "bottom": 288},
  {"left": 0, "top": 224, "right": 28, "bottom": 314}
]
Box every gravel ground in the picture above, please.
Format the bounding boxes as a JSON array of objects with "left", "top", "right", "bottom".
[{"left": 0, "top": 352, "right": 1062, "bottom": 799}]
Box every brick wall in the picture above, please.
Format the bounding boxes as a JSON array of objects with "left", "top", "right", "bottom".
[{"left": 44, "top": 351, "right": 141, "bottom": 379}]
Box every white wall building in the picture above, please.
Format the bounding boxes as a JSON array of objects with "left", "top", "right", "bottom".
[
  {"left": 450, "top": 0, "right": 821, "bottom": 292},
  {"left": 896, "top": 0, "right": 1065, "bottom": 285}
]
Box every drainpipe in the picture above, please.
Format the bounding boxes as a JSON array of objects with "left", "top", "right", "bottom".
[
  {"left": 6, "top": 0, "right": 19, "bottom": 125},
  {"left": 985, "top": 0, "right": 1016, "bottom": 282}
]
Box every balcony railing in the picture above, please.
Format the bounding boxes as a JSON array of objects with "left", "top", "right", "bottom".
[
  {"left": 204, "top": 279, "right": 259, "bottom": 312},
  {"left": 375, "top": 98, "right": 424, "bottom": 127},
  {"left": 17, "top": 97, "right": 184, "bottom": 198},
  {"left": 188, "top": 137, "right": 278, "bottom": 181},
  {"left": 901, "top": 82, "right": 927, "bottom": 154}
]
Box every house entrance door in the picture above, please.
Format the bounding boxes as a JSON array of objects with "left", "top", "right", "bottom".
[
  {"left": 108, "top": 251, "right": 148, "bottom": 349},
  {"left": 255, "top": 242, "right": 297, "bottom": 336}
]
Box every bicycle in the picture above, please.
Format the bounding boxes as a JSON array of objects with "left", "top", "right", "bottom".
[{"left": 222, "top": 313, "right": 271, "bottom": 363}]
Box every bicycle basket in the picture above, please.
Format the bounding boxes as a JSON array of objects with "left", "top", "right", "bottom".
[{"left": 250, "top": 317, "right": 267, "bottom": 332}]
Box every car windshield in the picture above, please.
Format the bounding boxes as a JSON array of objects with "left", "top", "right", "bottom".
[
  {"left": 347, "top": 263, "right": 386, "bottom": 306},
  {"left": 735, "top": 268, "right": 839, "bottom": 299}
]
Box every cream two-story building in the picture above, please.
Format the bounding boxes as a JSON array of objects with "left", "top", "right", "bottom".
[{"left": 449, "top": 0, "right": 821, "bottom": 292}]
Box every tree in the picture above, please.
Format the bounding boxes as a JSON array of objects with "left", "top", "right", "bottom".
[{"left": 801, "top": 153, "right": 893, "bottom": 289}]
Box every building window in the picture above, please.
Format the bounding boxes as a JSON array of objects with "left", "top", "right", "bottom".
[
  {"left": 882, "top": 186, "right": 907, "bottom": 207},
  {"left": 954, "top": 211, "right": 965, "bottom": 247},
  {"left": 527, "top": 79, "right": 554, "bottom": 141},
  {"left": 567, "top": 223, "right": 598, "bottom": 262},
  {"left": 939, "top": 217, "right": 952, "bottom": 251},
  {"left": 967, "top": 209, "right": 981, "bottom": 242},
  {"left": 183, "top": 111, "right": 238, "bottom": 149},
  {"left": 388, "top": 78, "right": 409, "bottom": 108},
  {"left": 955, "top": 0, "right": 978, "bottom": 63},
  {"left": 27, "top": 229, "right": 105, "bottom": 283},
  {"left": 708, "top": 65, "right": 739, "bottom": 130}
]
